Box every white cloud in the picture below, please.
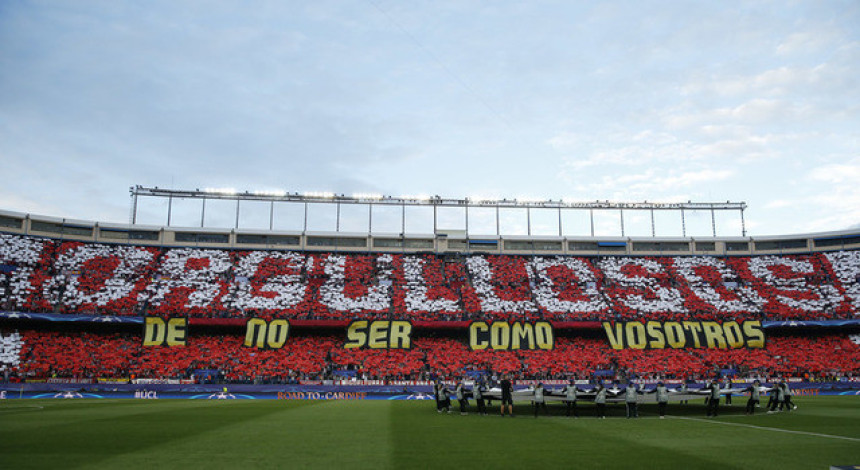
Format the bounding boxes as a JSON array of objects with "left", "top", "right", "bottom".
[
  {"left": 568, "top": 168, "right": 733, "bottom": 200},
  {"left": 810, "top": 161, "right": 860, "bottom": 184},
  {"left": 777, "top": 30, "right": 839, "bottom": 56}
]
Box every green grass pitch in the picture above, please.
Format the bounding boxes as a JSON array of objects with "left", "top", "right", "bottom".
[{"left": 1, "top": 396, "right": 858, "bottom": 469}]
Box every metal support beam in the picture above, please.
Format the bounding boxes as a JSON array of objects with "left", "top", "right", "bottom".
[
  {"left": 650, "top": 208, "right": 655, "bottom": 237},
  {"left": 167, "top": 195, "right": 172, "bottom": 226},
  {"left": 235, "top": 199, "right": 240, "bottom": 229},
  {"left": 131, "top": 191, "right": 138, "bottom": 225},
  {"left": 558, "top": 207, "right": 563, "bottom": 237},
  {"left": 711, "top": 206, "right": 716, "bottom": 237},
  {"left": 527, "top": 207, "right": 531, "bottom": 236},
  {"left": 590, "top": 209, "right": 595, "bottom": 237},
  {"left": 681, "top": 209, "right": 686, "bottom": 237},
  {"left": 303, "top": 202, "right": 308, "bottom": 232}
]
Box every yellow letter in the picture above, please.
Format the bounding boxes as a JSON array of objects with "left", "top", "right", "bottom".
[
  {"left": 166, "top": 317, "right": 187, "bottom": 347},
  {"left": 743, "top": 321, "right": 765, "bottom": 348},
  {"left": 535, "top": 321, "right": 554, "bottom": 350},
  {"left": 646, "top": 321, "right": 666, "bottom": 349},
  {"left": 143, "top": 317, "right": 165, "bottom": 346},
  {"left": 701, "top": 322, "right": 727, "bottom": 349},
  {"left": 368, "top": 321, "right": 389, "bottom": 349},
  {"left": 603, "top": 322, "right": 625, "bottom": 350},
  {"left": 682, "top": 321, "right": 704, "bottom": 348},
  {"left": 266, "top": 319, "right": 290, "bottom": 349},
  {"left": 664, "top": 322, "right": 685, "bottom": 348},
  {"left": 490, "top": 322, "right": 510, "bottom": 350},
  {"left": 722, "top": 321, "right": 743, "bottom": 348},
  {"left": 511, "top": 322, "right": 534, "bottom": 350},
  {"left": 345, "top": 320, "right": 368, "bottom": 349},
  {"left": 244, "top": 318, "right": 268, "bottom": 348},
  {"left": 469, "top": 322, "right": 489, "bottom": 350},
  {"left": 389, "top": 321, "right": 412, "bottom": 348},
  {"left": 625, "top": 322, "right": 647, "bottom": 349}
]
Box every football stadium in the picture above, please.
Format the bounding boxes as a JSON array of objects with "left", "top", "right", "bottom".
[
  {"left": 0, "top": 191, "right": 859, "bottom": 468},
  {"left": 3, "top": 2, "right": 860, "bottom": 469}
]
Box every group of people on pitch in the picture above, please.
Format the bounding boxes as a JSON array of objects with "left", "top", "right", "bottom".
[
  {"left": 434, "top": 375, "right": 665, "bottom": 419},
  {"left": 705, "top": 377, "right": 796, "bottom": 417},
  {"left": 435, "top": 376, "right": 797, "bottom": 419}
]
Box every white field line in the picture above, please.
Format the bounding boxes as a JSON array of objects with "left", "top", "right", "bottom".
[{"left": 672, "top": 415, "right": 860, "bottom": 442}]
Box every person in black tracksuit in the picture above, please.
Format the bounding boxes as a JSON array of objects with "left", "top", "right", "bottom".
[
  {"left": 766, "top": 383, "right": 778, "bottom": 412},
  {"left": 473, "top": 379, "right": 487, "bottom": 415},
  {"left": 500, "top": 374, "right": 514, "bottom": 417},
  {"left": 434, "top": 380, "right": 442, "bottom": 412}
]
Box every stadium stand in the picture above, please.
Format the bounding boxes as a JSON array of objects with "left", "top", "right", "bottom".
[{"left": 2, "top": 231, "right": 859, "bottom": 385}]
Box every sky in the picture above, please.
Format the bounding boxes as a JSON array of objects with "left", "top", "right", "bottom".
[{"left": 1, "top": 1, "right": 858, "bottom": 238}]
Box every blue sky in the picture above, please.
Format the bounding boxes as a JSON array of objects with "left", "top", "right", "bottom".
[{"left": 1, "top": 1, "right": 858, "bottom": 237}]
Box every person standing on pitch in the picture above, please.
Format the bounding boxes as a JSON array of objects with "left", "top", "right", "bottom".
[
  {"left": 766, "top": 382, "right": 779, "bottom": 412},
  {"left": 533, "top": 382, "right": 547, "bottom": 418},
  {"left": 781, "top": 379, "right": 797, "bottom": 411},
  {"left": 436, "top": 380, "right": 451, "bottom": 413},
  {"left": 595, "top": 383, "right": 607, "bottom": 419},
  {"left": 456, "top": 380, "right": 468, "bottom": 415},
  {"left": 625, "top": 380, "right": 639, "bottom": 419},
  {"left": 722, "top": 377, "right": 733, "bottom": 406},
  {"left": 500, "top": 374, "right": 514, "bottom": 417},
  {"left": 434, "top": 380, "right": 443, "bottom": 413},
  {"left": 473, "top": 378, "right": 486, "bottom": 415},
  {"left": 744, "top": 379, "right": 761, "bottom": 415},
  {"left": 679, "top": 381, "right": 688, "bottom": 404},
  {"left": 656, "top": 381, "right": 669, "bottom": 419},
  {"left": 706, "top": 379, "right": 720, "bottom": 417},
  {"left": 769, "top": 379, "right": 786, "bottom": 413},
  {"left": 563, "top": 379, "right": 578, "bottom": 418}
]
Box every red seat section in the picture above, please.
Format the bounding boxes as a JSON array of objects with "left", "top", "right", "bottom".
[{"left": 8, "top": 331, "right": 859, "bottom": 382}]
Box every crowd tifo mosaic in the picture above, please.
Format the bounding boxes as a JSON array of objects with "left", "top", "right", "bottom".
[{"left": 1, "top": 233, "right": 859, "bottom": 322}]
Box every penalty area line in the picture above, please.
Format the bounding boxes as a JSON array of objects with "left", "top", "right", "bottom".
[{"left": 672, "top": 416, "right": 860, "bottom": 442}]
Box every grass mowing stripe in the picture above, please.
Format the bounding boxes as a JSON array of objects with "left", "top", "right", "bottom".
[
  {"left": 86, "top": 400, "right": 331, "bottom": 470},
  {"left": 673, "top": 415, "right": 860, "bottom": 442},
  {"left": 93, "top": 400, "right": 392, "bottom": 470},
  {"left": 0, "top": 400, "right": 320, "bottom": 469}
]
